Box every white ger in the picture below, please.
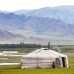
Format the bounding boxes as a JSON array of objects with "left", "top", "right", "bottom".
[{"left": 21, "top": 48, "right": 69, "bottom": 69}]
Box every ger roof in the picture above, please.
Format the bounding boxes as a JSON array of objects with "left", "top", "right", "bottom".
[{"left": 22, "top": 48, "right": 67, "bottom": 58}]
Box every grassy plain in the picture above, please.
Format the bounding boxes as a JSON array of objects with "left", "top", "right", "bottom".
[
  {"left": 0, "top": 45, "right": 74, "bottom": 74},
  {"left": 65, "top": 53, "right": 74, "bottom": 67},
  {"left": 0, "top": 56, "right": 21, "bottom": 63},
  {"left": 0, "top": 53, "right": 74, "bottom": 74},
  {"left": 0, "top": 68, "right": 74, "bottom": 74}
]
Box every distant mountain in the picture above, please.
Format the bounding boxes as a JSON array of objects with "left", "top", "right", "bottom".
[
  {"left": 0, "top": 28, "right": 23, "bottom": 39},
  {"left": 14, "top": 5, "right": 74, "bottom": 24},
  {"left": 0, "top": 10, "right": 9, "bottom": 14},
  {"left": 0, "top": 9, "right": 74, "bottom": 44},
  {"left": 13, "top": 10, "right": 33, "bottom": 15},
  {"left": 0, "top": 12, "right": 74, "bottom": 36}
]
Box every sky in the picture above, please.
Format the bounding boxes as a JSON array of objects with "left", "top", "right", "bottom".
[{"left": 0, "top": 0, "right": 74, "bottom": 11}]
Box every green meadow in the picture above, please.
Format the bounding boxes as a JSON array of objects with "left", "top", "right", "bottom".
[
  {"left": 0, "top": 53, "right": 74, "bottom": 74},
  {"left": 0, "top": 46, "right": 74, "bottom": 74},
  {"left": 0, "top": 68, "right": 74, "bottom": 74}
]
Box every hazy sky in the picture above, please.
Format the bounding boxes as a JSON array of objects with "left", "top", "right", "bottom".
[{"left": 0, "top": 0, "right": 74, "bottom": 11}]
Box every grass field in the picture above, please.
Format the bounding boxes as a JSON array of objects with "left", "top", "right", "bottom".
[
  {"left": 0, "top": 56, "right": 21, "bottom": 63},
  {"left": 0, "top": 68, "right": 74, "bottom": 74},
  {"left": 64, "top": 53, "right": 74, "bottom": 67},
  {"left": 0, "top": 53, "right": 74, "bottom": 74}
]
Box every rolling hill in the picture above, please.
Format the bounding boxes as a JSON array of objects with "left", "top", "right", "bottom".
[
  {"left": 0, "top": 5, "right": 74, "bottom": 44},
  {"left": 0, "top": 28, "right": 23, "bottom": 39},
  {"left": 0, "top": 12, "right": 73, "bottom": 36}
]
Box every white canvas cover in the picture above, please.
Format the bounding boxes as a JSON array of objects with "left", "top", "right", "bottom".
[{"left": 21, "top": 48, "right": 69, "bottom": 69}]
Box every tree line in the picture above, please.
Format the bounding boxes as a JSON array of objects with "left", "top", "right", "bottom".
[{"left": 0, "top": 43, "right": 41, "bottom": 48}]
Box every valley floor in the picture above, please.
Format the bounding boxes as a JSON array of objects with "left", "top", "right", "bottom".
[{"left": 0, "top": 68, "right": 74, "bottom": 74}]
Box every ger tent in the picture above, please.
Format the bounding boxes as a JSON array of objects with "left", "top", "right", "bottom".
[{"left": 21, "top": 48, "right": 69, "bottom": 69}]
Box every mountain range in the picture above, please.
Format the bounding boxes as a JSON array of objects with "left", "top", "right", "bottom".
[
  {"left": 0, "top": 5, "right": 74, "bottom": 44},
  {"left": 14, "top": 5, "right": 74, "bottom": 24}
]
